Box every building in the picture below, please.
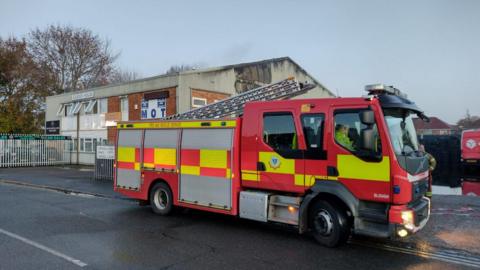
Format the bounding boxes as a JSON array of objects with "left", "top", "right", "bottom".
[
  {"left": 45, "top": 57, "right": 334, "bottom": 164},
  {"left": 413, "top": 117, "right": 453, "bottom": 136}
]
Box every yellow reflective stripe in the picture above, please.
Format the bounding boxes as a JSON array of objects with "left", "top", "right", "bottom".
[
  {"left": 294, "top": 174, "right": 304, "bottom": 186},
  {"left": 143, "top": 163, "right": 154, "bottom": 168},
  {"left": 258, "top": 152, "right": 295, "bottom": 174},
  {"left": 226, "top": 168, "right": 231, "bottom": 178},
  {"left": 134, "top": 162, "right": 141, "bottom": 171},
  {"left": 242, "top": 173, "right": 258, "bottom": 181},
  {"left": 337, "top": 155, "right": 390, "bottom": 182},
  {"left": 117, "top": 147, "right": 136, "bottom": 162},
  {"left": 118, "top": 120, "right": 236, "bottom": 129},
  {"left": 297, "top": 175, "right": 338, "bottom": 186},
  {"left": 181, "top": 165, "right": 200, "bottom": 176},
  {"left": 200, "top": 150, "right": 227, "bottom": 168},
  {"left": 155, "top": 148, "right": 176, "bottom": 166}
]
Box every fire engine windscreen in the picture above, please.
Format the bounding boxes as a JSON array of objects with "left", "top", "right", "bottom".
[{"left": 383, "top": 109, "right": 419, "bottom": 155}]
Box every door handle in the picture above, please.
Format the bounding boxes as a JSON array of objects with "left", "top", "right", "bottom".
[{"left": 257, "top": 162, "right": 266, "bottom": 171}]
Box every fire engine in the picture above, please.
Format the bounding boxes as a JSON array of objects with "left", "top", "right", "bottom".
[
  {"left": 114, "top": 78, "right": 431, "bottom": 247},
  {"left": 461, "top": 129, "right": 480, "bottom": 172}
]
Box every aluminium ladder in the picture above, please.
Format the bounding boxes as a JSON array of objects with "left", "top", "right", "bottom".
[{"left": 166, "top": 77, "right": 315, "bottom": 120}]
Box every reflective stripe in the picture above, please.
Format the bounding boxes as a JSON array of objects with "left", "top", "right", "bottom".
[
  {"left": 181, "top": 165, "right": 200, "bottom": 176},
  {"left": 258, "top": 152, "right": 295, "bottom": 174},
  {"left": 117, "top": 147, "right": 136, "bottom": 162},
  {"left": 155, "top": 148, "right": 176, "bottom": 166},
  {"left": 200, "top": 150, "right": 227, "bottom": 168},
  {"left": 118, "top": 120, "right": 236, "bottom": 129},
  {"left": 294, "top": 174, "right": 304, "bottom": 186},
  {"left": 337, "top": 155, "right": 390, "bottom": 182},
  {"left": 241, "top": 170, "right": 258, "bottom": 181}
]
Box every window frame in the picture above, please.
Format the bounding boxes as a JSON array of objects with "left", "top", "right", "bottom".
[
  {"left": 333, "top": 108, "right": 383, "bottom": 162},
  {"left": 192, "top": 97, "right": 207, "bottom": 108},
  {"left": 261, "top": 111, "right": 303, "bottom": 159},
  {"left": 300, "top": 113, "right": 327, "bottom": 160}
]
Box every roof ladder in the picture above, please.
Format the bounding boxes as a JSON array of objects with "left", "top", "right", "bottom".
[{"left": 166, "top": 77, "right": 315, "bottom": 120}]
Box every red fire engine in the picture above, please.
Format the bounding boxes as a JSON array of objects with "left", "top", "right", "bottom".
[
  {"left": 114, "top": 78, "right": 431, "bottom": 247},
  {"left": 461, "top": 129, "right": 480, "bottom": 171}
]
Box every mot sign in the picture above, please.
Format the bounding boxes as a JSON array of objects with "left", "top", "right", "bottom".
[{"left": 141, "top": 98, "right": 167, "bottom": 119}]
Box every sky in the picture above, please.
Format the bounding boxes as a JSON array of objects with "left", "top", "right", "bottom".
[{"left": 1, "top": 0, "right": 479, "bottom": 124}]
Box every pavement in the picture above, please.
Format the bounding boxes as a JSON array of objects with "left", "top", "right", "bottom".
[{"left": 0, "top": 166, "right": 479, "bottom": 269}]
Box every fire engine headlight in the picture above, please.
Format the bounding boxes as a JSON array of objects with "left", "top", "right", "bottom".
[{"left": 401, "top": 210, "right": 414, "bottom": 228}]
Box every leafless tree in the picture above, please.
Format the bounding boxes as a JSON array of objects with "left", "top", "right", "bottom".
[
  {"left": 107, "top": 68, "right": 141, "bottom": 84},
  {"left": 28, "top": 25, "right": 119, "bottom": 93}
]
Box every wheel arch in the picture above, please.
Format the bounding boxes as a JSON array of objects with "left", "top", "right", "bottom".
[
  {"left": 299, "top": 181, "right": 359, "bottom": 234},
  {"left": 147, "top": 178, "right": 172, "bottom": 202}
]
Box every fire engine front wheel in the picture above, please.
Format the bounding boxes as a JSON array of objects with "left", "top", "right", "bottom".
[
  {"left": 149, "top": 182, "right": 173, "bottom": 215},
  {"left": 309, "top": 200, "right": 350, "bottom": 247}
]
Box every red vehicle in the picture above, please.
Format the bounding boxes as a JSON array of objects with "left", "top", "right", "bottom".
[
  {"left": 461, "top": 129, "right": 480, "bottom": 170},
  {"left": 114, "top": 80, "right": 430, "bottom": 247}
]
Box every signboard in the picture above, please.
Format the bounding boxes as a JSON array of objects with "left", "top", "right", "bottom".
[
  {"left": 141, "top": 98, "right": 167, "bottom": 119},
  {"left": 96, "top": 145, "right": 115, "bottom": 159},
  {"left": 72, "top": 91, "right": 94, "bottom": 101},
  {"left": 0, "top": 134, "right": 71, "bottom": 140},
  {"left": 45, "top": 120, "right": 60, "bottom": 134}
]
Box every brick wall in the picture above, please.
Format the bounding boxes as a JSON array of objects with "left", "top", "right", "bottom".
[
  {"left": 191, "top": 89, "right": 230, "bottom": 108},
  {"left": 128, "top": 93, "right": 142, "bottom": 121},
  {"left": 108, "top": 96, "right": 120, "bottom": 113}
]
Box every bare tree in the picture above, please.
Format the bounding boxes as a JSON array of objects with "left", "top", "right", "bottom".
[
  {"left": 28, "top": 25, "right": 119, "bottom": 93},
  {"left": 107, "top": 68, "right": 141, "bottom": 84}
]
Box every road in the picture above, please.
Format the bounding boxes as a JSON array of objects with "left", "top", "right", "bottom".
[{"left": 0, "top": 182, "right": 471, "bottom": 270}]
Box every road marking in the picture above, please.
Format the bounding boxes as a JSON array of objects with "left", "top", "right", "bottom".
[
  {"left": 0, "top": 228, "right": 87, "bottom": 268},
  {"left": 351, "top": 240, "right": 480, "bottom": 269}
]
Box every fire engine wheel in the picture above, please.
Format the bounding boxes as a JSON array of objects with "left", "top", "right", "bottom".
[
  {"left": 309, "top": 200, "right": 350, "bottom": 247},
  {"left": 149, "top": 182, "right": 173, "bottom": 215}
]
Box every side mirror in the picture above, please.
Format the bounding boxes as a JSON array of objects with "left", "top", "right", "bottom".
[
  {"left": 361, "top": 128, "right": 375, "bottom": 152},
  {"left": 360, "top": 110, "right": 375, "bottom": 125}
]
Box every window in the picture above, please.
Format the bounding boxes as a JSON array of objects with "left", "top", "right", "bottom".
[
  {"left": 64, "top": 104, "right": 73, "bottom": 116},
  {"left": 80, "top": 138, "right": 85, "bottom": 152},
  {"left": 84, "top": 138, "right": 93, "bottom": 152},
  {"left": 120, "top": 97, "right": 128, "bottom": 112},
  {"left": 98, "top": 98, "right": 108, "bottom": 114},
  {"left": 334, "top": 110, "right": 381, "bottom": 154},
  {"left": 301, "top": 114, "right": 324, "bottom": 150},
  {"left": 84, "top": 100, "right": 98, "bottom": 114},
  {"left": 263, "top": 113, "right": 298, "bottom": 150},
  {"left": 192, "top": 97, "right": 207, "bottom": 108}
]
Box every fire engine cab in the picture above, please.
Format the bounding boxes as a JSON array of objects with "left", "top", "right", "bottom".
[{"left": 114, "top": 79, "right": 431, "bottom": 247}]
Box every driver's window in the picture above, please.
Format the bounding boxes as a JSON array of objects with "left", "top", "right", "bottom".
[
  {"left": 334, "top": 111, "right": 381, "bottom": 154},
  {"left": 263, "top": 113, "right": 298, "bottom": 150}
]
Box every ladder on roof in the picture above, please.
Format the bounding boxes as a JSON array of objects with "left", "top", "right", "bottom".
[{"left": 165, "top": 77, "right": 315, "bottom": 120}]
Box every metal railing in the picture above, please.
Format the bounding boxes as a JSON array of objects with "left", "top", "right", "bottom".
[
  {"left": 0, "top": 134, "right": 72, "bottom": 168},
  {"left": 94, "top": 145, "right": 115, "bottom": 180}
]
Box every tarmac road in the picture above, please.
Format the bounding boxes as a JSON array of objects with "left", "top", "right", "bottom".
[{"left": 0, "top": 182, "right": 472, "bottom": 270}]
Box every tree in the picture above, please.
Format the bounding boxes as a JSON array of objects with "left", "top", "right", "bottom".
[
  {"left": 0, "top": 37, "right": 51, "bottom": 133},
  {"left": 108, "top": 68, "right": 141, "bottom": 84},
  {"left": 456, "top": 110, "right": 480, "bottom": 130},
  {"left": 28, "top": 24, "right": 119, "bottom": 94}
]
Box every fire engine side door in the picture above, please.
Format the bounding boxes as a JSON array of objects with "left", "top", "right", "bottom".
[
  {"left": 300, "top": 112, "right": 330, "bottom": 187},
  {"left": 257, "top": 109, "right": 305, "bottom": 193},
  {"left": 328, "top": 107, "right": 391, "bottom": 202}
]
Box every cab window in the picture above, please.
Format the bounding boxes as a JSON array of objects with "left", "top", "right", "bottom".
[
  {"left": 334, "top": 110, "right": 381, "bottom": 154},
  {"left": 301, "top": 114, "right": 324, "bottom": 150},
  {"left": 263, "top": 113, "right": 298, "bottom": 150}
]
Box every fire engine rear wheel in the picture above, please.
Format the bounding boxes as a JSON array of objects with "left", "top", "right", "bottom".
[
  {"left": 150, "top": 182, "right": 173, "bottom": 215},
  {"left": 309, "top": 200, "right": 350, "bottom": 247}
]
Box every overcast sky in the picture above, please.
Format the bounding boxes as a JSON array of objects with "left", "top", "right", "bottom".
[{"left": 1, "top": 0, "right": 478, "bottom": 124}]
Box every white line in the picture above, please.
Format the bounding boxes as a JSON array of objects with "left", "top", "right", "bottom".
[{"left": 0, "top": 228, "right": 87, "bottom": 268}]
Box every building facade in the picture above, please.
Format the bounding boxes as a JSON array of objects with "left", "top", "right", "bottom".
[
  {"left": 45, "top": 57, "right": 334, "bottom": 164},
  {"left": 413, "top": 117, "right": 453, "bottom": 136}
]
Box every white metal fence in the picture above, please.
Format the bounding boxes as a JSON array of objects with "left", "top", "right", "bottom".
[{"left": 0, "top": 134, "right": 72, "bottom": 167}]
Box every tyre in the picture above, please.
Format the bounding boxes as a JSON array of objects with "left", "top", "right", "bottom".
[
  {"left": 309, "top": 200, "right": 350, "bottom": 247},
  {"left": 149, "top": 182, "right": 173, "bottom": 215}
]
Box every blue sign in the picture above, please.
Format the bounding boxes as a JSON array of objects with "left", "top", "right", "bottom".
[{"left": 141, "top": 98, "right": 167, "bottom": 119}]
